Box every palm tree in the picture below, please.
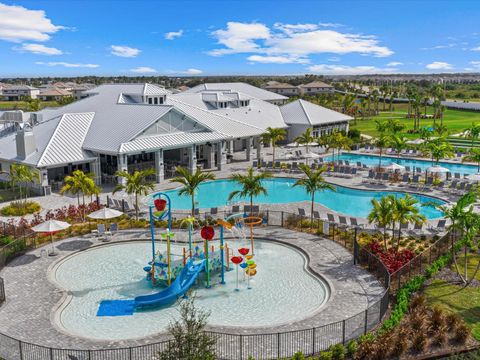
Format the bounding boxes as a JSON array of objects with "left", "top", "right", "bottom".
[
  {"left": 368, "top": 195, "right": 394, "bottom": 250},
  {"left": 293, "top": 164, "right": 335, "bottom": 223},
  {"left": 389, "top": 134, "right": 409, "bottom": 158},
  {"left": 9, "top": 163, "right": 39, "bottom": 205},
  {"left": 464, "top": 122, "right": 480, "bottom": 147},
  {"left": 393, "top": 195, "right": 426, "bottom": 248},
  {"left": 261, "top": 127, "right": 286, "bottom": 163},
  {"left": 463, "top": 148, "right": 480, "bottom": 172},
  {"left": 114, "top": 168, "right": 156, "bottom": 219},
  {"left": 228, "top": 167, "right": 272, "bottom": 215},
  {"left": 60, "top": 170, "right": 97, "bottom": 207},
  {"left": 424, "top": 139, "right": 454, "bottom": 165},
  {"left": 375, "top": 134, "right": 390, "bottom": 169},
  {"left": 295, "top": 128, "right": 315, "bottom": 154},
  {"left": 169, "top": 167, "right": 215, "bottom": 217}
]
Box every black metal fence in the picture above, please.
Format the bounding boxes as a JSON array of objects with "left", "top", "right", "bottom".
[{"left": 0, "top": 209, "right": 449, "bottom": 360}]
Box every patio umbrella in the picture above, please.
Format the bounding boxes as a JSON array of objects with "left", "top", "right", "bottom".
[
  {"left": 384, "top": 163, "right": 405, "bottom": 171},
  {"left": 87, "top": 207, "right": 124, "bottom": 220},
  {"left": 427, "top": 166, "right": 450, "bottom": 173},
  {"left": 303, "top": 152, "right": 321, "bottom": 159},
  {"left": 32, "top": 220, "right": 71, "bottom": 256},
  {"left": 406, "top": 138, "right": 425, "bottom": 145},
  {"left": 285, "top": 142, "right": 318, "bottom": 148}
]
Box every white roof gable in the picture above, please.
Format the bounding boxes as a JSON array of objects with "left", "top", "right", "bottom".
[{"left": 280, "top": 99, "right": 352, "bottom": 126}]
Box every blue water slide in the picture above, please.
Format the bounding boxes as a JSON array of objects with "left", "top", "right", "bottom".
[{"left": 134, "top": 258, "right": 205, "bottom": 309}]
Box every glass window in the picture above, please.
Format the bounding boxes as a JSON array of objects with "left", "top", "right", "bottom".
[
  {"left": 148, "top": 98, "right": 153, "bottom": 104},
  {"left": 154, "top": 98, "right": 158, "bottom": 105}
]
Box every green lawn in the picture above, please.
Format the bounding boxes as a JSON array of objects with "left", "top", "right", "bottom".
[
  {"left": 351, "top": 104, "right": 480, "bottom": 139},
  {"left": 425, "top": 279, "right": 480, "bottom": 341}
]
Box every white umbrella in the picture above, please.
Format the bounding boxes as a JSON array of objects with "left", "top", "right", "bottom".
[
  {"left": 406, "top": 138, "right": 425, "bottom": 145},
  {"left": 427, "top": 166, "right": 450, "bottom": 173},
  {"left": 384, "top": 162, "right": 405, "bottom": 171},
  {"left": 285, "top": 142, "right": 318, "bottom": 148},
  {"left": 32, "top": 220, "right": 71, "bottom": 256},
  {"left": 303, "top": 152, "right": 321, "bottom": 159},
  {"left": 88, "top": 207, "right": 124, "bottom": 220}
]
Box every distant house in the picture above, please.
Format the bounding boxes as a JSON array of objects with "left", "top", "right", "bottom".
[
  {"left": 280, "top": 99, "right": 352, "bottom": 142},
  {"left": 2, "top": 85, "right": 40, "bottom": 101},
  {"left": 38, "top": 87, "right": 73, "bottom": 101},
  {"left": 71, "top": 84, "right": 95, "bottom": 100},
  {"left": 298, "top": 81, "right": 335, "bottom": 95},
  {"left": 264, "top": 82, "right": 300, "bottom": 96}
]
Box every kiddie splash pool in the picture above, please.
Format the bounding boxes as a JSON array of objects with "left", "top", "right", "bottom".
[{"left": 51, "top": 239, "right": 329, "bottom": 341}]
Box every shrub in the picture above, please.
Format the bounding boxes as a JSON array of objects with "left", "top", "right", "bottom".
[
  {"left": 390, "top": 328, "right": 409, "bottom": 357},
  {"left": 430, "top": 306, "right": 446, "bottom": 330},
  {"left": 410, "top": 294, "right": 427, "bottom": 311},
  {"left": 329, "top": 343, "right": 345, "bottom": 360},
  {"left": 346, "top": 340, "right": 357, "bottom": 358},
  {"left": 290, "top": 352, "right": 305, "bottom": 360},
  {"left": 1, "top": 201, "right": 41, "bottom": 216},
  {"left": 432, "top": 326, "right": 448, "bottom": 347},
  {"left": 446, "top": 313, "right": 462, "bottom": 331},
  {"left": 319, "top": 351, "right": 333, "bottom": 360},
  {"left": 366, "top": 241, "right": 415, "bottom": 273},
  {"left": 412, "top": 331, "right": 428, "bottom": 352},
  {"left": 454, "top": 323, "right": 471, "bottom": 344}
]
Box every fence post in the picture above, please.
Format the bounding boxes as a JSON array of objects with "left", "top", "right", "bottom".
[
  {"left": 239, "top": 335, "right": 243, "bottom": 360},
  {"left": 122, "top": 199, "right": 125, "bottom": 213},
  {"left": 106, "top": 195, "right": 110, "bottom": 208},
  {"left": 266, "top": 210, "right": 269, "bottom": 225},
  {"left": 18, "top": 340, "right": 23, "bottom": 360},
  {"left": 332, "top": 224, "right": 335, "bottom": 241},
  {"left": 49, "top": 346, "right": 53, "bottom": 360},
  {"left": 342, "top": 320, "right": 346, "bottom": 344},
  {"left": 300, "top": 215, "right": 303, "bottom": 232},
  {"left": 277, "top": 332, "right": 281, "bottom": 359},
  {"left": 281, "top": 211, "right": 284, "bottom": 227},
  {"left": 312, "top": 327, "right": 316, "bottom": 355},
  {"left": 364, "top": 310, "right": 368, "bottom": 334}
]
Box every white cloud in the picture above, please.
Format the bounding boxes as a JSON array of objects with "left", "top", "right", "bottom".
[
  {"left": 247, "top": 55, "right": 309, "bottom": 64},
  {"left": 421, "top": 43, "right": 456, "bottom": 50},
  {"left": 184, "top": 68, "right": 202, "bottom": 75},
  {"left": 308, "top": 64, "right": 398, "bottom": 75},
  {"left": 387, "top": 61, "right": 403, "bottom": 66},
  {"left": 35, "top": 61, "right": 99, "bottom": 68},
  {"left": 471, "top": 46, "right": 480, "bottom": 51},
  {"left": 15, "top": 43, "right": 62, "bottom": 55},
  {"left": 130, "top": 66, "right": 157, "bottom": 73},
  {"left": 165, "top": 30, "right": 183, "bottom": 40},
  {"left": 209, "top": 21, "right": 393, "bottom": 61},
  {"left": 0, "top": 3, "right": 64, "bottom": 42},
  {"left": 110, "top": 45, "right": 140, "bottom": 58},
  {"left": 426, "top": 61, "right": 453, "bottom": 70}
]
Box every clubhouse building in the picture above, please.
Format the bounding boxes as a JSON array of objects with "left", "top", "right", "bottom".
[{"left": 0, "top": 83, "right": 352, "bottom": 194}]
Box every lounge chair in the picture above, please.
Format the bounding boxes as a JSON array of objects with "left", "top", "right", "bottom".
[
  {"left": 409, "top": 222, "right": 424, "bottom": 236},
  {"left": 454, "top": 173, "right": 461, "bottom": 180},
  {"left": 382, "top": 173, "right": 390, "bottom": 182},
  {"left": 107, "top": 197, "right": 116, "bottom": 208},
  {"left": 92, "top": 223, "right": 106, "bottom": 237},
  {"left": 429, "top": 219, "right": 447, "bottom": 234},
  {"left": 405, "top": 166, "right": 411, "bottom": 173},
  {"left": 123, "top": 201, "right": 134, "bottom": 213},
  {"left": 113, "top": 199, "right": 121, "bottom": 209},
  {"left": 416, "top": 167, "right": 422, "bottom": 174},
  {"left": 252, "top": 161, "right": 258, "bottom": 168},
  {"left": 109, "top": 223, "right": 118, "bottom": 234}
]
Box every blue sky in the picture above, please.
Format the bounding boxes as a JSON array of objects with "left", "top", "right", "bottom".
[{"left": 1, "top": 0, "right": 480, "bottom": 77}]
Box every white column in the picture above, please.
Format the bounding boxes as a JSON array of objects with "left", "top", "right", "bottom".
[
  {"left": 154, "top": 150, "right": 164, "bottom": 183},
  {"left": 256, "top": 137, "right": 262, "bottom": 162},
  {"left": 227, "top": 140, "right": 234, "bottom": 155},
  {"left": 217, "top": 141, "right": 227, "bottom": 170},
  {"left": 246, "top": 137, "right": 253, "bottom": 161},
  {"left": 205, "top": 144, "right": 215, "bottom": 169},
  {"left": 117, "top": 154, "right": 128, "bottom": 184},
  {"left": 187, "top": 145, "right": 196, "bottom": 174},
  {"left": 91, "top": 157, "right": 101, "bottom": 185}
]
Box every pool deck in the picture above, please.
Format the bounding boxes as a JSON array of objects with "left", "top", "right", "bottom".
[{"left": 0, "top": 227, "right": 384, "bottom": 350}]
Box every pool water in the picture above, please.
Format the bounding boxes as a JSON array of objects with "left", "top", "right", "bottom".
[
  {"left": 163, "top": 178, "right": 445, "bottom": 219},
  {"left": 326, "top": 153, "right": 478, "bottom": 175},
  {"left": 52, "top": 240, "right": 328, "bottom": 340}
]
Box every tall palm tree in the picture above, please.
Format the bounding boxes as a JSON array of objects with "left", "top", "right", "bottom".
[
  {"left": 114, "top": 168, "right": 156, "bottom": 219},
  {"left": 294, "top": 128, "right": 315, "bottom": 154},
  {"left": 393, "top": 195, "right": 426, "bottom": 248},
  {"left": 169, "top": 167, "right": 215, "bottom": 217},
  {"left": 368, "top": 195, "right": 394, "bottom": 250},
  {"left": 293, "top": 164, "right": 335, "bottom": 223},
  {"left": 389, "top": 134, "right": 409, "bottom": 158},
  {"left": 9, "top": 163, "right": 39, "bottom": 205},
  {"left": 60, "top": 170, "right": 97, "bottom": 207},
  {"left": 375, "top": 134, "right": 390, "bottom": 169},
  {"left": 424, "top": 139, "right": 454, "bottom": 165},
  {"left": 463, "top": 147, "right": 480, "bottom": 172},
  {"left": 228, "top": 167, "right": 272, "bottom": 215},
  {"left": 464, "top": 122, "right": 480, "bottom": 147},
  {"left": 261, "top": 127, "right": 286, "bottom": 163}
]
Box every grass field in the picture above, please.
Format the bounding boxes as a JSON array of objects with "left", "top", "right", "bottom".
[
  {"left": 425, "top": 253, "right": 480, "bottom": 341},
  {"left": 350, "top": 103, "right": 480, "bottom": 139}
]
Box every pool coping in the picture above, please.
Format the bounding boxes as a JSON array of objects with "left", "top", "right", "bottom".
[{"left": 47, "top": 237, "right": 335, "bottom": 342}]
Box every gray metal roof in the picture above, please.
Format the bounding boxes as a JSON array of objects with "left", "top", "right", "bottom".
[
  {"left": 185, "top": 82, "right": 288, "bottom": 101},
  {"left": 280, "top": 99, "right": 352, "bottom": 126}
]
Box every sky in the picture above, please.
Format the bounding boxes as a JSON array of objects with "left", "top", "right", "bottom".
[{"left": 1, "top": 0, "right": 480, "bottom": 77}]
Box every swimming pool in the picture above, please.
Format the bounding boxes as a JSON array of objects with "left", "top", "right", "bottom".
[
  {"left": 326, "top": 153, "right": 478, "bottom": 175},
  {"left": 52, "top": 240, "right": 328, "bottom": 340},
  {"left": 163, "top": 178, "right": 445, "bottom": 219}
]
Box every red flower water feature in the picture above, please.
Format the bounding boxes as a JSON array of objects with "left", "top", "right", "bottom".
[
  {"left": 231, "top": 256, "right": 243, "bottom": 265},
  {"left": 154, "top": 198, "right": 167, "bottom": 211},
  {"left": 238, "top": 248, "right": 250, "bottom": 256},
  {"left": 201, "top": 225, "right": 215, "bottom": 241}
]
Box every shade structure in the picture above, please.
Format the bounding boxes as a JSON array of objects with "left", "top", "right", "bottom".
[
  {"left": 406, "top": 138, "right": 425, "bottom": 145},
  {"left": 285, "top": 142, "right": 318, "bottom": 148},
  {"left": 32, "top": 220, "right": 71, "bottom": 256},
  {"left": 303, "top": 152, "right": 321, "bottom": 159},
  {"left": 468, "top": 173, "right": 480, "bottom": 181},
  {"left": 88, "top": 207, "right": 124, "bottom": 220},
  {"left": 427, "top": 166, "right": 450, "bottom": 173},
  {"left": 384, "top": 162, "right": 405, "bottom": 171},
  {"left": 32, "top": 220, "right": 71, "bottom": 233}
]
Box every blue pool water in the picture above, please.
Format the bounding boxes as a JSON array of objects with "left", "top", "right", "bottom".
[
  {"left": 326, "top": 153, "right": 478, "bottom": 175},
  {"left": 164, "top": 178, "right": 445, "bottom": 219}
]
